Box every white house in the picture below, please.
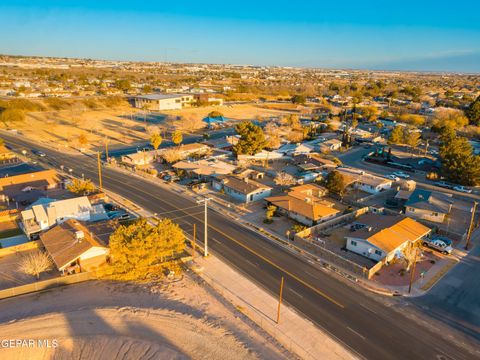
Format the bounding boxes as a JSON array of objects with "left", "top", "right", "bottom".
[
  {"left": 212, "top": 176, "right": 272, "bottom": 203},
  {"left": 345, "top": 214, "right": 431, "bottom": 262},
  {"left": 404, "top": 189, "right": 453, "bottom": 223},
  {"left": 21, "top": 196, "right": 107, "bottom": 237},
  {"left": 336, "top": 168, "right": 392, "bottom": 194}
]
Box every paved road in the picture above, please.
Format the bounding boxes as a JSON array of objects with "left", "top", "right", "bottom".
[
  {"left": 412, "top": 239, "right": 480, "bottom": 341},
  {"left": 3, "top": 132, "right": 479, "bottom": 360}
]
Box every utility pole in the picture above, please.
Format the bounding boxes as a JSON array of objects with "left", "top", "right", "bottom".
[
  {"left": 408, "top": 247, "right": 418, "bottom": 294},
  {"left": 192, "top": 223, "right": 196, "bottom": 260},
  {"left": 276, "top": 276, "right": 285, "bottom": 324},
  {"left": 196, "top": 197, "right": 211, "bottom": 256},
  {"left": 105, "top": 138, "right": 109, "bottom": 162},
  {"left": 97, "top": 151, "right": 103, "bottom": 191},
  {"left": 465, "top": 201, "right": 478, "bottom": 250}
]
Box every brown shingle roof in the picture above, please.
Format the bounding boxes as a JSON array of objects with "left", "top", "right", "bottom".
[
  {"left": 266, "top": 194, "right": 338, "bottom": 221},
  {"left": 40, "top": 219, "right": 106, "bottom": 270}
]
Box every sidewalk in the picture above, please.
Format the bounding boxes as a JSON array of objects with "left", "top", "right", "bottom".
[{"left": 192, "top": 254, "right": 358, "bottom": 360}]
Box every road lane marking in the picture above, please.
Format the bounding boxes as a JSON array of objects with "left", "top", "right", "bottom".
[
  {"left": 347, "top": 327, "right": 366, "bottom": 340},
  {"left": 290, "top": 289, "right": 304, "bottom": 299},
  {"left": 10, "top": 141, "right": 345, "bottom": 310}
]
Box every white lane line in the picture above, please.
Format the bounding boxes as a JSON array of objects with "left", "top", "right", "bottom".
[
  {"left": 359, "top": 303, "right": 378, "bottom": 315},
  {"left": 290, "top": 289, "right": 304, "bottom": 299},
  {"left": 347, "top": 326, "right": 366, "bottom": 340}
]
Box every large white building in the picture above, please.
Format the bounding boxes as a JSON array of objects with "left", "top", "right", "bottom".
[{"left": 133, "top": 94, "right": 195, "bottom": 111}]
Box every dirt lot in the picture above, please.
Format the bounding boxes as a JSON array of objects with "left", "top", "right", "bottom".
[
  {"left": 5, "top": 103, "right": 291, "bottom": 154},
  {"left": 0, "top": 274, "right": 290, "bottom": 360},
  {"left": 0, "top": 249, "right": 60, "bottom": 290}
]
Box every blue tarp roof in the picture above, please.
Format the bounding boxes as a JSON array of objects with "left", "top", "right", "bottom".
[{"left": 203, "top": 116, "right": 225, "bottom": 124}]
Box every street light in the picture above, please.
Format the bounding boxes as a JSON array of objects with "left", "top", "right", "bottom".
[{"left": 196, "top": 197, "right": 211, "bottom": 257}]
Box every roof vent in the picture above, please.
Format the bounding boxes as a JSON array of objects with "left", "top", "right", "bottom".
[{"left": 75, "top": 231, "right": 85, "bottom": 241}]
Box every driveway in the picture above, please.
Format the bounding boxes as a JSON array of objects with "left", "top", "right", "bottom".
[{"left": 411, "top": 233, "right": 480, "bottom": 340}]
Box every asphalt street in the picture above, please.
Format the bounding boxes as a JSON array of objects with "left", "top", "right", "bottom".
[{"left": 2, "top": 132, "right": 479, "bottom": 360}]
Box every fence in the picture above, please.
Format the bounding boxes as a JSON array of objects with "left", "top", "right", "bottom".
[
  {"left": 0, "top": 240, "right": 41, "bottom": 258},
  {"left": 0, "top": 271, "right": 95, "bottom": 300},
  {"left": 296, "top": 206, "right": 369, "bottom": 238}
]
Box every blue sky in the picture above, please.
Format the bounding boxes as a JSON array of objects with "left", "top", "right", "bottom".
[{"left": 1, "top": 1, "right": 479, "bottom": 72}]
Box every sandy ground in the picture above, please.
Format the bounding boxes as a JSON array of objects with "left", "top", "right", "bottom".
[
  {"left": 0, "top": 274, "right": 291, "bottom": 360},
  {"left": 4, "top": 103, "right": 290, "bottom": 153}
]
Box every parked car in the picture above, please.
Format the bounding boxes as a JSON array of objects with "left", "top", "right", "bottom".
[
  {"left": 453, "top": 185, "right": 472, "bottom": 193},
  {"left": 32, "top": 149, "right": 46, "bottom": 157},
  {"left": 435, "top": 181, "right": 454, "bottom": 189},
  {"left": 392, "top": 171, "right": 410, "bottom": 179},
  {"left": 431, "top": 236, "right": 452, "bottom": 246},
  {"left": 422, "top": 238, "right": 453, "bottom": 254},
  {"left": 386, "top": 174, "right": 400, "bottom": 181}
]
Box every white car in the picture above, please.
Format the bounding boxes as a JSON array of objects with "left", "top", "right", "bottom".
[
  {"left": 392, "top": 171, "right": 410, "bottom": 179},
  {"left": 453, "top": 185, "right": 472, "bottom": 194},
  {"left": 423, "top": 239, "right": 453, "bottom": 255},
  {"left": 386, "top": 174, "right": 400, "bottom": 181}
]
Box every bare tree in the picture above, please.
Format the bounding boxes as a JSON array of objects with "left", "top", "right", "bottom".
[
  {"left": 19, "top": 251, "right": 53, "bottom": 279},
  {"left": 161, "top": 148, "right": 183, "bottom": 163},
  {"left": 274, "top": 172, "right": 296, "bottom": 188}
]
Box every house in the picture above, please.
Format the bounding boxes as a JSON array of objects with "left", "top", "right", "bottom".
[
  {"left": 121, "top": 151, "right": 156, "bottom": 167},
  {"left": 345, "top": 214, "right": 431, "bottom": 262},
  {"left": 173, "top": 159, "right": 236, "bottom": 179},
  {"left": 20, "top": 196, "right": 108, "bottom": 237},
  {"left": 294, "top": 153, "right": 338, "bottom": 171},
  {"left": 336, "top": 168, "right": 392, "bottom": 194},
  {"left": 132, "top": 94, "right": 194, "bottom": 111},
  {"left": 278, "top": 143, "right": 315, "bottom": 156},
  {"left": 0, "top": 169, "right": 62, "bottom": 204},
  {"left": 266, "top": 184, "right": 338, "bottom": 226},
  {"left": 404, "top": 189, "right": 453, "bottom": 223},
  {"left": 319, "top": 139, "right": 342, "bottom": 152},
  {"left": 212, "top": 176, "right": 272, "bottom": 203},
  {"left": 40, "top": 219, "right": 109, "bottom": 273},
  {"left": 204, "top": 135, "right": 239, "bottom": 151},
  {"left": 194, "top": 93, "right": 224, "bottom": 106}
]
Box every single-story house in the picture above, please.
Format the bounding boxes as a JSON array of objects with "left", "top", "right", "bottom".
[
  {"left": 173, "top": 159, "right": 236, "bottom": 179},
  {"left": 40, "top": 219, "right": 109, "bottom": 273},
  {"left": 278, "top": 143, "right": 315, "bottom": 156},
  {"left": 336, "top": 168, "right": 392, "bottom": 194},
  {"left": 121, "top": 151, "right": 155, "bottom": 167},
  {"left": 213, "top": 176, "right": 272, "bottom": 203},
  {"left": 0, "top": 169, "right": 62, "bottom": 204},
  {"left": 319, "top": 139, "right": 342, "bottom": 152},
  {"left": 20, "top": 196, "right": 108, "bottom": 237},
  {"left": 345, "top": 214, "right": 431, "bottom": 262},
  {"left": 204, "top": 135, "right": 239, "bottom": 151},
  {"left": 265, "top": 187, "right": 339, "bottom": 226},
  {"left": 404, "top": 189, "right": 453, "bottom": 223}
]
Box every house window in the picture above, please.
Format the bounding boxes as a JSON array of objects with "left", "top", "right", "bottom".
[
  {"left": 433, "top": 212, "right": 438, "bottom": 216},
  {"left": 409, "top": 208, "right": 415, "bottom": 212},
  {"left": 374, "top": 250, "right": 382, "bottom": 256},
  {"left": 351, "top": 240, "right": 357, "bottom": 246}
]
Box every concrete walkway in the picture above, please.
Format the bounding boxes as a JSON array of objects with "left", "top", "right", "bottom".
[{"left": 193, "top": 254, "right": 357, "bottom": 360}]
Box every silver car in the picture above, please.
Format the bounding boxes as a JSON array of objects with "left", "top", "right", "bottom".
[{"left": 422, "top": 239, "right": 453, "bottom": 255}]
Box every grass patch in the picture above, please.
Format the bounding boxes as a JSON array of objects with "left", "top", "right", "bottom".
[{"left": 0, "top": 227, "right": 23, "bottom": 239}]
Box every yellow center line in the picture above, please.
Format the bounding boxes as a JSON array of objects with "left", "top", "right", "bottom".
[{"left": 101, "top": 172, "right": 345, "bottom": 309}]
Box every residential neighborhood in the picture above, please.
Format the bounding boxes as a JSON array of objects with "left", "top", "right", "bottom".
[{"left": 0, "top": 2, "right": 479, "bottom": 359}]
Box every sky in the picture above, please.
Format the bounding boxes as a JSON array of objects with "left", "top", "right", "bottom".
[{"left": 1, "top": 1, "right": 479, "bottom": 72}]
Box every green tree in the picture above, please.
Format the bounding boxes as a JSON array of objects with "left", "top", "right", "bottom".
[
  {"left": 208, "top": 110, "right": 224, "bottom": 118},
  {"left": 325, "top": 171, "right": 346, "bottom": 196},
  {"left": 388, "top": 126, "right": 404, "bottom": 145},
  {"left": 115, "top": 79, "right": 131, "bottom": 92},
  {"left": 0, "top": 108, "right": 25, "bottom": 124},
  {"left": 233, "top": 121, "right": 267, "bottom": 156},
  {"left": 171, "top": 131, "right": 183, "bottom": 146},
  {"left": 403, "top": 128, "right": 421, "bottom": 151},
  {"left": 440, "top": 136, "right": 480, "bottom": 186},
  {"left": 108, "top": 218, "right": 185, "bottom": 280},
  {"left": 291, "top": 94, "right": 306, "bottom": 105},
  {"left": 67, "top": 178, "right": 96, "bottom": 195},
  {"left": 465, "top": 96, "right": 480, "bottom": 126}
]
